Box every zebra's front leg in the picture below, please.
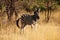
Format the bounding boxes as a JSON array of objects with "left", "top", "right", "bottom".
[
  {"left": 33, "top": 22, "right": 38, "bottom": 31},
  {"left": 31, "top": 23, "right": 36, "bottom": 31},
  {"left": 31, "top": 24, "right": 33, "bottom": 30}
]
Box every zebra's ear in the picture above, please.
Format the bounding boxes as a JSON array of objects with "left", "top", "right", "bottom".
[
  {"left": 35, "top": 8, "right": 37, "bottom": 11},
  {"left": 38, "top": 8, "right": 41, "bottom": 12},
  {"left": 37, "top": 8, "right": 40, "bottom": 13}
]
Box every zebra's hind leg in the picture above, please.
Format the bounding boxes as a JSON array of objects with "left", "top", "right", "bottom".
[
  {"left": 20, "top": 28, "right": 24, "bottom": 35},
  {"left": 20, "top": 24, "right": 26, "bottom": 34}
]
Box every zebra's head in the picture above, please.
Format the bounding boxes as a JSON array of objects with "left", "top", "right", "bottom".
[{"left": 33, "top": 8, "right": 40, "bottom": 21}]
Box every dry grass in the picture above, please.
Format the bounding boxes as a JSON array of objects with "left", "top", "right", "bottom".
[{"left": 0, "top": 9, "right": 60, "bottom": 40}]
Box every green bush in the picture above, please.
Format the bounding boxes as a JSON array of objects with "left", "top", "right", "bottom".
[{"left": 39, "top": 4, "right": 45, "bottom": 11}]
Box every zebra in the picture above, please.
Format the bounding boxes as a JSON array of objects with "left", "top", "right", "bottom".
[{"left": 16, "top": 8, "right": 40, "bottom": 32}]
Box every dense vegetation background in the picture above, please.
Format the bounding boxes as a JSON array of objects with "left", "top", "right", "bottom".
[{"left": 0, "top": 0, "right": 60, "bottom": 22}]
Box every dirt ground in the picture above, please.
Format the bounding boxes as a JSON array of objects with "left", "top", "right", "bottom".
[{"left": 0, "top": 9, "right": 60, "bottom": 40}]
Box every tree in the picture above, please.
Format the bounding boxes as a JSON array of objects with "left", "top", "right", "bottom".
[
  {"left": 4, "top": 0, "right": 18, "bottom": 21},
  {"left": 44, "top": 0, "right": 54, "bottom": 22},
  {"left": 0, "top": 0, "right": 2, "bottom": 12}
]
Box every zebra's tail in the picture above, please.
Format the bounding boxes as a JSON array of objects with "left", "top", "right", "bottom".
[{"left": 16, "top": 18, "right": 21, "bottom": 28}]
